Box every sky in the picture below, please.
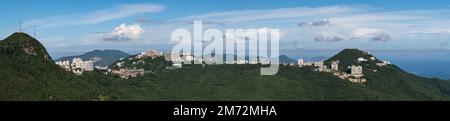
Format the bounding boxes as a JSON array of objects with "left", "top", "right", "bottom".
[{"left": 1, "top": 0, "right": 450, "bottom": 56}]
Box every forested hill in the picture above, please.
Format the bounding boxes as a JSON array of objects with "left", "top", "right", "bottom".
[{"left": 0, "top": 32, "right": 105, "bottom": 100}]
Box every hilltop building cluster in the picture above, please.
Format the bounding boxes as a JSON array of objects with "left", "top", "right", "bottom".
[
  {"left": 137, "top": 50, "right": 162, "bottom": 59},
  {"left": 334, "top": 65, "right": 366, "bottom": 83},
  {"left": 294, "top": 55, "right": 391, "bottom": 83},
  {"left": 111, "top": 68, "right": 145, "bottom": 79},
  {"left": 55, "top": 58, "right": 94, "bottom": 75},
  {"left": 296, "top": 58, "right": 368, "bottom": 83}
]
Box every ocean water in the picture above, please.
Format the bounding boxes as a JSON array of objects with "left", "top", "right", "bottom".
[
  {"left": 371, "top": 50, "right": 450, "bottom": 80},
  {"left": 391, "top": 59, "right": 450, "bottom": 80}
]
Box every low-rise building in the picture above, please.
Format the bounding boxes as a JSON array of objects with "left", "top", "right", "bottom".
[
  {"left": 163, "top": 52, "right": 182, "bottom": 62},
  {"left": 236, "top": 60, "right": 247, "bottom": 64},
  {"left": 55, "top": 60, "right": 71, "bottom": 71},
  {"left": 348, "top": 78, "right": 367, "bottom": 83},
  {"left": 249, "top": 59, "right": 258, "bottom": 64},
  {"left": 357, "top": 57, "right": 367, "bottom": 62},
  {"left": 172, "top": 63, "right": 183, "bottom": 68},
  {"left": 138, "top": 50, "right": 161, "bottom": 58},
  {"left": 183, "top": 53, "right": 194, "bottom": 62},
  {"left": 112, "top": 68, "right": 145, "bottom": 79},
  {"left": 376, "top": 60, "right": 391, "bottom": 67},
  {"left": 116, "top": 62, "right": 124, "bottom": 68},
  {"left": 313, "top": 61, "right": 324, "bottom": 67}
]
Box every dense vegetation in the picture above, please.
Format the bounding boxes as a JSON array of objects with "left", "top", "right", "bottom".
[
  {"left": 1, "top": 33, "right": 450, "bottom": 101},
  {"left": 0, "top": 33, "right": 107, "bottom": 100}
]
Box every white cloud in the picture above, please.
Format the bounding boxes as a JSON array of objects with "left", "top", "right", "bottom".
[
  {"left": 23, "top": 3, "right": 164, "bottom": 28},
  {"left": 103, "top": 23, "right": 144, "bottom": 41}
]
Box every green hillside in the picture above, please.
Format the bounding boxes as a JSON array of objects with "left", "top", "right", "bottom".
[{"left": 0, "top": 33, "right": 106, "bottom": 100}]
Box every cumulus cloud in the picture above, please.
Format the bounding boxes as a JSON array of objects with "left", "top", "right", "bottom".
[
  {"left": 314, "top": 35, "right": 343, "bottom": 42},
  {"left": 103, "top": 23, "right": 144, "bottom": 41}
]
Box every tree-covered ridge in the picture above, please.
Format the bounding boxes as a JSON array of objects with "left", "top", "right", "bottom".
[
  {"left": 1, "top": 32, "right": 52, "bottom": 61},
  {"left": 0, "top": 33, "right": 106, "bottom": 100}
]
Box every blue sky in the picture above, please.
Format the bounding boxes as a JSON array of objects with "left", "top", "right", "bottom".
[{"left": 1, "top": 0, "right": 450, "bottom": 56}]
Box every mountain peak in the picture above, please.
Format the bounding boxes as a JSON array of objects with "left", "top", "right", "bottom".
[
  {"left": 1, "top": 32, "right": 52, "bottom": 61},
  {"left": 338, "top": 48, "right": 368, "bottom": 55},
  {"left": 325, "top": 48, "right": 381, "bottom": 70}
]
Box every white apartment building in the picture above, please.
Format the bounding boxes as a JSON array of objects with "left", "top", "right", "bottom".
[
  {"left": 297, "top": 58, "right": 304, "bottom": 66},
  {"left": 331, "top": 61, "right": 339, "bottom": 71},
  {"left": 55, "top": 58, "right": 94, "bottom": 75},
  {"left": 350, "top": 65, "right": 363, "bottom": 77}
]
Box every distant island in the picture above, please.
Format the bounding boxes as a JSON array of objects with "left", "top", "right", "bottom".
[{"left": 1, "top": 32, "right": 450, "bottom": 101}]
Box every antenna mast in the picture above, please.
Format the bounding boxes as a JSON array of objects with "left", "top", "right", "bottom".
[
  {"left": 33, "top": 25, "right": 36, "bottom": 37},
  {"left": 19, "top": 19, "right": 22, "bottom": 32}
]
